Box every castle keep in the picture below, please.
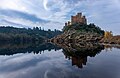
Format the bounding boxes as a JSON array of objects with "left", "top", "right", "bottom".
[{"left": 65, "top": 12, "right": 87, "bottom": 26}]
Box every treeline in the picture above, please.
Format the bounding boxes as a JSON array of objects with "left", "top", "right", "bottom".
[
  {"left": 0, "top": 26, "right": 62, "bottom": 43},
  {"left": 63, "top": 23, "right": 104, "bottom": 35}
]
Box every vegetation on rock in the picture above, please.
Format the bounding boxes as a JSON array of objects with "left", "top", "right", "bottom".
[{"left": 63, "top": 23, "right": 104, "bottom": 36}]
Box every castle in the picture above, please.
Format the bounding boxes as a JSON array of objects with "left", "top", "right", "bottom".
[{"left": 65, "top": 12, "right": 87, "bottom": 26}]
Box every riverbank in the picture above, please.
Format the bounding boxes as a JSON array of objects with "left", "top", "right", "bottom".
[{"left": 100, "top": 35, "right": 120, "bottom": 45}]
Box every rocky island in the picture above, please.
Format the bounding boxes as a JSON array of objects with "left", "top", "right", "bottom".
[
  {"left": 49, "top": 12, "right": 104, "bottom": 44},
  {"left": 49, "top": 12, "right": 120, "bottom": 45}
]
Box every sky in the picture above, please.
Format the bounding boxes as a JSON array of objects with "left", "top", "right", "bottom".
[{"left": 0, "top": 0, "right": 120, "bottom": 35}]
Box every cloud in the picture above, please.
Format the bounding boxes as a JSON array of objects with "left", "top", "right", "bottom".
[
  {"left": 0, "top": 0, "right": 120, "bottom": 34},
  {"left": 0, "top": 9, "right": 49, "bottom": 23},
  {"left": 0, "top": 49, "right": 69, "bottom": 78}
]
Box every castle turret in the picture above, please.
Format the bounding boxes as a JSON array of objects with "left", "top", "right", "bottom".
[
  {"left": 77, "top": 13, "right": 82, "bottom": 18},
  {"left": 82, "top": 16, "right": 87, "bottom": 24},
  {"left": 65, "top": 22, "right": 67, "bottom": 26},
  {"left": 68, "top": 21, "right": 71, "bottom": 26},
  {"left": 77, "top": 13, "right": 82, "bottom": 23}
]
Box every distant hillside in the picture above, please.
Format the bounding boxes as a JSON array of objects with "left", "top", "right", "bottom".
[{"left": 0, "top": 26, "right": 62, "bottom": 43}]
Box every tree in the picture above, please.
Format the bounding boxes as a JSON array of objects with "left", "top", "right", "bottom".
[{"left": 104, "top": 31, "right": 113, "bottom": 39}]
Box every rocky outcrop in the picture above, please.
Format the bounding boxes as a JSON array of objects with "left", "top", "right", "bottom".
[{"left": 49, "top": 29, "right": 103, "bottom": 44}]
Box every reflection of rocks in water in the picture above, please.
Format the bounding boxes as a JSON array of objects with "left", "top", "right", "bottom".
[
  {"left": 0, "top": 43, "right": 61, "bottom": 55},
  {"left": 104, "top": 44, "right": 120, "bottom": 50},
  {"left": 61, "top": 43, "right": 104, "bottom": 68}
]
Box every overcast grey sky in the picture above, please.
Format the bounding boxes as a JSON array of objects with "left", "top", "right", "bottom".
[{"left": 0, "top": 0, "right": 120, "bottom": 35}]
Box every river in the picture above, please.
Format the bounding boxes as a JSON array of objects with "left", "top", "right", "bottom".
[{"left": 0, "top": 43, "right": 120, "bottom": 78}]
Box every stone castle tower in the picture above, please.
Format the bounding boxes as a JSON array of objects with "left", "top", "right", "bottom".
[{"left": 65, "top": 12, "right": 87, "bottom": 26}]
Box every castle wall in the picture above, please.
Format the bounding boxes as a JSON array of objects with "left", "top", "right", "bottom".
[
  {"left": 71, "top": 16, "right": 77, "bottom": 24},
  {"left": 68, "top": 12, "right": 87, "bottom": 26},
  {"left": 78, "top": 16, "right": 87, "bottom": 24}
]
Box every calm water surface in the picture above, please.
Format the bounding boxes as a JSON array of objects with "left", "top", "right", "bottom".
[{"left": 0, "top": 43, "right": 120, "bottom": 78}]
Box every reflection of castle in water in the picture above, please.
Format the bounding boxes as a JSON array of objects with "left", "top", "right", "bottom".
[
  {"left": 65, "top": 55, "right": 87, "bottom": 68},
  {"left": 62, "top": 43, "right": 104, "bottom": 68}
]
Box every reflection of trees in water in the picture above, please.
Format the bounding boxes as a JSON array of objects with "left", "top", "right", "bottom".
[
  {"left": 104, "top": 44, "right": 120, "bottom": 51},
  {"left": 61, "top": 43, "right": 104, "bottom": 68},
  {"left": 0, "top": 43, "right": 61, "bottom": 55}
]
